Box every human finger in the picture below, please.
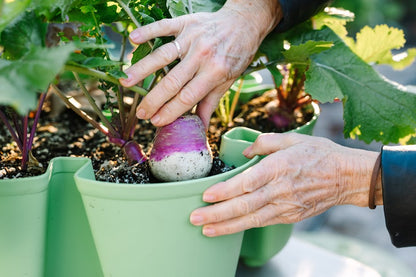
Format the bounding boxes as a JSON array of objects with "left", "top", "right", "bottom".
[
  {"left": 120, "top": 40, "right": 187, "bottom": 87},
  {"left": 128, "top": 18, "right": 183, "bottom": 44},
  {"left": 243, "top": 132, "right": 305, "bottom": 158},
  {"left": 190, "top": 183, "right": 274, "bottom": 226},
  {"left": 148, "top": 70, "right": 226, "bottom": 126},
  {"left": 133, "top": 55, "right": 198, "bottom": 120},
  {"left": 196, "top": 81, "right": 233, "bottom": 128},
  {"left": 201, "top": 160, "right": 273, "bottom": 204},
  {"left": 201, "top": 203, "right": 280, "bottom": 237}
]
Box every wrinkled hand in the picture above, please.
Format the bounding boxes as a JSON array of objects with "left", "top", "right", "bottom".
[
  {"left": 119, "top": 0, "right": 281, "bottom": 127},
  {"left": 190, "top": 133, "right": 379, "bottom": 237}
]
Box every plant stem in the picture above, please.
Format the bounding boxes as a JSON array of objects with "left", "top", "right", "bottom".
[
  {"left": 50, "top": 84, "right": 109, "bottom": 135},
  {"left": 72, "top": 72, "right": 118, "bottom": 137},
  {"left": 64, "top": 64, "right": 148, "bottom": 96},
  {"left": 0, "top": 109, "right": 22, "bottom": 151},
  {"left": 115, "top": 0, "right": 169, "bottom": 75},
  {"left": 21, "top": 115, "right": 28, "bottom": 170},
  {"left": 26, "top": 93, "right": 47, "bottom": 162},
  {"left": 228, "top": 77, "right": 244, "bottom": 125}
]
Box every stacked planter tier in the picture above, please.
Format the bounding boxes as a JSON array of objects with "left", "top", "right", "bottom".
[
  {"left": 0, "top": 127, "right": 262, "bottom": 277},
  {"left": 0, "top": 104, "right": 319, "bottom": 275}
]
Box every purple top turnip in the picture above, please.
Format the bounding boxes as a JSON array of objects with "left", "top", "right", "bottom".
[{"left": 149, "top": 115, "right": 213, "bottom": 182}]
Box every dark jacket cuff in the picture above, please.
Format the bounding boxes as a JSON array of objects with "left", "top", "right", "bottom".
[
  {"left": 382, "top": 145, "right": 416, "bottom": 247},
  {"left": 275, "top": 0, "right": 332, "bottom": 33}
]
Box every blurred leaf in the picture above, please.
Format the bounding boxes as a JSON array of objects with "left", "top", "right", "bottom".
[
  {"left": 108, "top": 68, "right": 128, "bottom": 79},
  {"left": 0, "top": 44, "right": 75, "bottom": 114},
  {"left": 0, "top": 0, "right": 31, "bottom": 33},
  {"left": 283, "top": 40, "right": 333, "bottom": 63},
  {"left": 166, "top": 0, "right": 225, "bottom": 17},
  {"left": 1, "top": 11, "right": 47, "bottom": 59}
]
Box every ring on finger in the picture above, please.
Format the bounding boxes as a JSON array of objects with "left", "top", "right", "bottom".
[{"left": 173, "top": 40, "right": 182, "bottom": 60}]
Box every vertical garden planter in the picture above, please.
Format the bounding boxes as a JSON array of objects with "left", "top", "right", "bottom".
[
  {"left": 74, "top": 128, "right": 261, "bottom": 277},
  {"left": 237, "top": 102, "right": 320, "bottom": 267},
  {"left": 44, "top": 157, "right": 103, "bottom": 277},
  {"left": 0, "top": 165, "right": 49, "bottom": 277}
]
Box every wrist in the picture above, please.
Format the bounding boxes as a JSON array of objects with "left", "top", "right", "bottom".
[
  {"left": 222, "top": 0, "right": 283, "bottom": 41},
  {"left": 336, "top": 148, "right": 380, "bottom": 207}
]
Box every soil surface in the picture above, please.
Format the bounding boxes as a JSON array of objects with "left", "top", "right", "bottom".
[{"left": 1, "top": 89, "right": 313, "bottom": 183}]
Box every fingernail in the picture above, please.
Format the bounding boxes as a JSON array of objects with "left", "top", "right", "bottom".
[
  {"left": 129, "top": 31, "right": 140, "bottom": 41},
  {"left": 121, "top": 73, "right": 132, "bottom": 83},
  {"left": 190, "top": 214, "right": 204, "bottom": 225},
  {"left": 203, "top": 194, "right": 215, "bottom": 202},
  {"left": 136, "top": 108, "right": 146, "bottom": 119},
  {"left": 203, "top": 227, "right": 216, "bottom": 236},
  {"left": 151, "top": 114, "right": 160, "bottom": 125},
  {"left": 242, "top": 146, "right": 253, "bottom": 157}
]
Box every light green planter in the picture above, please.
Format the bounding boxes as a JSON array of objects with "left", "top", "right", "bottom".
[
  {"left": 44, "top": 157, "right": 103, "bottom": 277},
  {"left": 0, "top": 164, "right": 49, "bottom": 277},
  {"left": 229, "top": 72, "right": 275, "bottom": 104},
  {"left": 75, "top": 129, "right": 261, "bottom": 277},
  {"left": 238, "top": 102, "right": 320, "bottom": 267}
]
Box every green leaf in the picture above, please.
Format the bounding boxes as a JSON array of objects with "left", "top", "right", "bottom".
[
  {"left": 0, "top": 44, "right": 75, "bottom": 114},
  {"left": 312, "top": 8, "right": 354, "bottom": 40},
  {"left": 0, "top": 0, "right": 31, "bottom": 33},
  {"left": 108, "top": 68, "right": 128, "bottom": 79},
  {"left": 283, "top": 40, "right": 333, "bottom": 63},
  {"left": 302, "top": 27, "right": 416, "bottom": 144},
  {"left": 348, "top": 25, "right": 416, "bottom": 68},
  {"left": 131, "top": 43, "right": 152, "bottom": 64},
  {"left": 1, "top": 11, "right": 47, "bottom": 59},
  {"left": 166, "top": 0, "right": 225, "bottom": 17}
]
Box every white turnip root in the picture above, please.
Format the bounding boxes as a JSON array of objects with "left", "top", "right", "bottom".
[{"left": 149, "top": 115, "right": 213, "bottom": 182}]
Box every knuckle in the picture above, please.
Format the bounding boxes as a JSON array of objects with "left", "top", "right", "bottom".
[
  {"left": 248, "top": 213, "right": 263, "bottom": 228},
  {"left": 162, "top": 73, "right": 183, "bottom": 93},
  {"left": 234, "top": 198, "right": 251, "bottom": 215},
  {"left": 178, "top": 88, "right": 198, "bottom": 106},
  {"left": 154, "top": 45, "right": 176, "bottom": 63}
]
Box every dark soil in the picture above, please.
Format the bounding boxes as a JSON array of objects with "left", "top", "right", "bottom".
[{"left": 1, "top": 89, "right": 314, "bottom": 183}]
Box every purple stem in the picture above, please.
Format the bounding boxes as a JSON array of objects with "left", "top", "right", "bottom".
[
  {"left": 0, "top": 109, "right": 23, "bottom": 151},
  {"left": 21, "top": 115, "right": 29, "bottom": 170},
  {"left": 108, "top": 136, "right": 148, "bottom": 164},
  {"left": 27, "top": 93, "right": 47, "bottom": 152}
]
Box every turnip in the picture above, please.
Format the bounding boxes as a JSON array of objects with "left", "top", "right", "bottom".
[{"left": 149, "top": 115, "right": 213, "bottom": 182}]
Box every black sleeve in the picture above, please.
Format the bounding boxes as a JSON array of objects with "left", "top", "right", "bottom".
[
  {"left": 381, "top": 145, "right": 416, "bottom": 247},
  {"left": 275, "top": 0, "right": 333, "bottom": 33}
]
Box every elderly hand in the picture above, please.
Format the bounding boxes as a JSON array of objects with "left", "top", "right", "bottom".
[
  {"left": 119, "top": 0, "right": 282, "bottom": 127},
  {"left": 190, "top": 133, "right": 381, "bottom": 237}
]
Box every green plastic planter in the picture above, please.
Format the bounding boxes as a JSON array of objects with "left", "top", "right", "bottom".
[
  {"left": 238, "top": 102, "right": 320, "bottom": 267},
  {"left": 74, "top": 129, "right": 261, "bottom": 277},
  {"left": 229, "top": 72, "right": 275, "bottom": 104},
  {"left": 0, "top": 164, "right": 49, "bottom": 277},
  {"left": 44, "top": 157, "right": 103, "bottom": 277}
]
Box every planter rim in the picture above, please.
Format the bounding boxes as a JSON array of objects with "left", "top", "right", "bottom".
[
  {"left": 289, "top": 101, "right": 320, "bottom": 133},
  {"left": 0, "top": 164, "right": 51, "bottom": 196},
  {"left": 75, "top": 155, "right": 260, "bottom": 201}
]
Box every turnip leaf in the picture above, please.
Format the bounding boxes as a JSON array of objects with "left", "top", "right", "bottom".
[
  {"left": 302, "top": 27, "right": 416, "bottom": 144},
  {"left": 0, "top": 44, "right": 75, "bottom": 114},
  {"left": 0, "top": 0, "right": 31, "bottom": 33},
  {"left": 1, "top": 11, "right": 47, "bottom": 59},
  {"left": 347, "top": 25, "right": 416, "bottom": 70}
]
